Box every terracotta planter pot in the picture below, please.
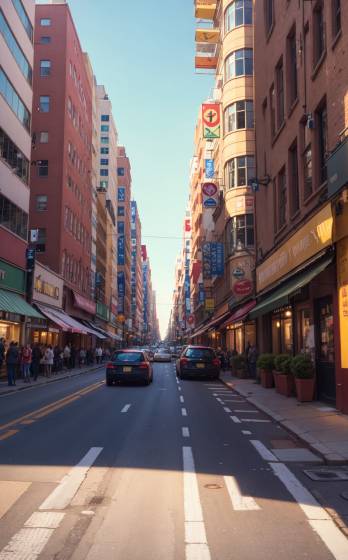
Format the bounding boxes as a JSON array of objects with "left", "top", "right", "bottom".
[
  {"left": 295, "top": 378, "right": 315, "bottom": 402},
  {"left": 260, "top": 369, "right": 274, "bottom": 388},
  {"left": 273, "top": 371, "right": 281, "bottom": 392},
  {"left": 276, "top": 373, "right": 295, "bottom": 397}
]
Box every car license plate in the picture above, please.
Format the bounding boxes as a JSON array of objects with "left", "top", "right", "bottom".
[
  {"left": 196, "top": 363, "right": 205, "bottom": 368},
  {"left": 123, "top": 367, "right": 132, "bottom": 373}
]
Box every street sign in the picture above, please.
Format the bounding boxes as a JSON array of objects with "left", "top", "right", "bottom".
[
  {"left": 205, "top": 159, "right": 214, "bottom": 178},
  {"left": 233, "top": 279, "right": 253, "bottom": 296},
  {"left": 202, "top": 182, "right": 218, "bottom": 197},
  {"left": 203, "top": 197, "right": 217, "bottom": 208}
]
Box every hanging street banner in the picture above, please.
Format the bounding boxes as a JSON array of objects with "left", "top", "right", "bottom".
[
  {"left": 202, "top": 181, "right": 219, "bottom": 209},
  {"left": 198, "top": 283, "right": 205, "bottom": 303},
  {"left": 211, "top": 243, "right": 225, "bottom": 276},
  {"left": 202, "top": 242, "right": 212, "bottom": 280},
  {"left": 202, "top": 103, "right": 221, "bottom": 139},
  {"left": 205, "top": 159, "right": 214, "bottom": 179},
  {"left": 117, "top": 236, "right": 125, "bottom": 265}
]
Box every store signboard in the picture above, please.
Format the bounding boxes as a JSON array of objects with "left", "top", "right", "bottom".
[
  {"left": 33, "top": 262, "right": 63, "bottom": 308},
  {"left": 202, "top": 103, "right": 221, "bottom": 139},
  {"left": 0, "top": 259, "right": 26, "bottom": 294},
  {"left": 211, "top": 243, "right": 224, "bottom": 276},
  {"left": 256, "top": 204, "right": 333, "bottom": 292},
  {"left": 202, "top": 242, "right": 212, "bottom": 279},
  {"left": 337, "top": 237, "right": 348, "bottom": 368},
  {"left": 205, "top": 298, "right": 214, "bottom": 311}
]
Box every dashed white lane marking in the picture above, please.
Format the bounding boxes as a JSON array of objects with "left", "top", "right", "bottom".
[
  {"left": 234, "top": 410, "right": 259, "bottom": 413},
  {"left": 182, "top": 427, "right": 190, "bottom": 438},
  {"left": 0, "top": 448, "right": 102, "bottom": 559},
  {"left": 241, "top": 419, "right": 270, "bottom": 423},
  {"left": 250, "top": 440, "right": 278, "bottom": 462},
  {"left": 121, "top": 404, "right": 131, "bottom": 413},
  {"left": 215, "top": 397, "right": 224, "bottom": 402},
  {"left": 180, "top": 396, "right": 185, "bottom": 403},
  {"left": 223, "top": 407, "right": 232, "bottom": 413},
  {"left": 182, "top": 408, "right": 188, "bottom": 417},
  {"left": 230, "top": 416, "right": 242, "bottom": 424},
  {"left": 40, "top": 447, "right": 103, "bottom": 510},
  {"left": 183, "top": 447, "right": 211, "bottom": 560},
  {"left": 178, "top": 386, "right": 182, "bottom": 391},
  {"left": 242, "top": 430, "right": 252, "bottom": 435},
  {"left": 224, "top": 476, "right": 260, "bottom": 511},
  {"left": 270, "top": 462, "right": 348, "bottom": 560}
]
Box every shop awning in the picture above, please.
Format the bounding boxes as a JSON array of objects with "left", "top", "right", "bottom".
[
  {"left": 82, "top": 321, "right": 108, "bottom": 340},
  {"left": 0, "top": 289, "right": 44, "bottom": 319},
  {"left": 220, "top": 300, "right": 256, "bottom": 330},
  {"left": 36, "top": 304, "right": 88, "bottom": 333},
  {"left": 191, "top": 310, "right": 230, "bottom": 339},
  {"left": 249, "top": 256, "right": 333, "bottom": 320}
]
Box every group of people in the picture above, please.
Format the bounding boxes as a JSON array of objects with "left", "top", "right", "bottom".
[
  {"left": 0, "top": 338, "right": 109, "bottom": 386},
  {"left": 216, "top": 342, "right": 258, "bottom": 378}
]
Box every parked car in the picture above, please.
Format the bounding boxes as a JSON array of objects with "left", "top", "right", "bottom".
[
  {"left": 176, "top": 345, "right": 221, "bottom": 379},
  {"left": 154, "top": 348, "right": 172, "bottom": 362},
  {"left": 106, "top": 349, "right": 153, "bottom": 385}
]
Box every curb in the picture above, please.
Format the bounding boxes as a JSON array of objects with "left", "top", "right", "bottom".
[
  {"left": 220, "top": 375, "right": 347, "bottom": 466},
  {"left": 0, "top": 365, "right": 103, "bottom": 397}
]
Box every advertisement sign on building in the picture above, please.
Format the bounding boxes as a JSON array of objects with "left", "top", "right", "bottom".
[
  {"left": 198, "top": 283, "right": 205, "bottom": 304},
  {"left": 205, "top": 298, "right": 214, "bottom": 311},
  {"left": 117, "top": 236, "right": 125, "bottom": 265},
  {"left": 202, "top": 182, "right": 219, "bottom": 209},
  {"left": 202, "top": 242, "right": 212, "bottom": 280},
  {"left": 118, "top": 187, "right": 126, "bottom": 202},
  {"left": 211, "top": 243, "right": 224, "bottom": 276},
  {"left": 205, "top": 159, "right": 214, "bottom": 179},
  {"left": 202, "top": 103, "right": 221, "bottom": 139}
]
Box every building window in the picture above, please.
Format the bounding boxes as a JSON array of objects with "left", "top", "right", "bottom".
[
  {"left": 11, "top": 0, "right": 33, "bottom": 42},
  {"left": 36, "top": 228, "right": 46, "bottom": 253},
  {"left": 225, "top": 0, "right": 252, "bottom": 33},
  {"left": 39, "top": 95, "right": 50, "bottom": 112},
  {"left": 36, "top": 195, "right": 47, "bottom": 211},
  {"left": 316, "top": 102, "right": 328, "bottom": 184},
  {"left": 313, "top": 2, "right": 325, "bottom": 67},
  {"left": 225, "top": 155, "right": 255, "bottom": 189},
  {"left": 100, "top": 147, "right": 109, "bottom": 154},
  {"left": 118, "top": 206, "right": 125, "bottom": 217},
  {"left": 276, "top": 58, "right": 285, "bottom": 128},
  {"left": 264, "top": 0, "right": 274, "bottom": 35},
  {"left": 303, "top": 144, "right": 313, "bottom": 198},
  {"left": 0, "top": 68, "right": 31, "bottom": 130},
  {"left": 0, "top": 127, "right": 29, "bottom": 184},
  {"left": 0, "top": 193, "right": 28, "bottom": 240},
  {"left": 40, "top": 36, "right": 51, "bottom": 44},
  {"left": 287, "top": 28, "right": 298, "bottom": 108},
  {"left": 40, "top": 18, "right": 51, "bottom": 27},
  {"left": 0, "top": 9, "right": 32, "bottom": 84},
  {"left": 100, "top": 158, "right": 109, "bottom": 165},
  {"left": 270, "top": 83, "right": 276, "bottom": 138},
  {"left": 40, "top": 60, "right": 51, "bottom": 77},
  {"left": 101, "top": 124, "right": 109, "bottom": 132},
  {"left": 332, "top": 0, "right": 341, "bottom": 38},
  {"left": 227, "top": 214, "right": 254, "bottom": 254},
  {"left": 289, "top": 141, "right": 299, "bottom": 215},
  {"left": 100, "top": 136, "right": 109, "bottom": 144},
  {"left": 37, "top": 160, "right": 48, "bottom": 177},
  {"left": 117, "top": 167, "right": 125, "bottom": 176},
  {"left": 99, "top": 180, "right": 108, "bottom": 190},
  {"left": 39, "top": 131, "right": 49, "bottom": 143},
  {"left": 224, "top": 100, "right": 254, "bottom": 133},
  {"left": 101, "top": 114, "right": 109, "bottom": 121},
  {"left": 277, "top": 167, "right": 287, "bottom": 229},
  {"left": 100, "top": 169, "right": 108, "bottom": 176},
  {"left": 225, "top": 48, "right": 253, "bottom": 80}
]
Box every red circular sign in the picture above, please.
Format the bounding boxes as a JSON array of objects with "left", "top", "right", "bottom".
[
  {"left": 233, "top": 279, "right": 253, "bottom": 296},
  {"left": 202, "top": 182, "right": 218, "bottom": 197}
]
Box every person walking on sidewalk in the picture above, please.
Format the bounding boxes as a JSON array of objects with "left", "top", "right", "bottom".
[
  {"left": 21, "top": 344, "right": 32, "bottom": 383},
  {"left": 31, "top": 343, "right": 42, "bottom": 381},
  {"left": 0, "top": 338, "right": 5, "bottom": 371},
  {"left": 44, "top": 345, "right": 54, "bottom": 377},
  {"left": 247, "top": 343, "right": 258, "bottom": 379},
  {"left": 95, "top": 346, "right": 103, "bottom": 364},
  {"left": 63, "top": 344, "right": 71, "bottom": 370},
  {"left": 6, "top": 342, "right": 19, "bottom": 386}
]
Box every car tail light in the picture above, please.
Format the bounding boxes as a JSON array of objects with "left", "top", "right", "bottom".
[
  {"left": 180, "top": 357, "right": 189, "bottom": 366},
  {"left": 106, "top": 363, "right": 114, "bottom": 369},
  {"left": 139, "top": 362, "right": 149, "bottom": 369},
  {"left": 212, "top": 358, "right": 220, "bottom": 367}
]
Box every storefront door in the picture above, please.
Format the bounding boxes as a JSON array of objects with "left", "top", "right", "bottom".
[{"left": 315, "top": 297, "right": 336, "bottom": 403}]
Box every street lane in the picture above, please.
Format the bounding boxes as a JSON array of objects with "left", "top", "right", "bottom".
[{"left": 0, "top": 362, "right": 347, "bottom": 559}]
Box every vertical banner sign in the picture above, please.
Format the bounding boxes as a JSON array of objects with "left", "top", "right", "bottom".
[
  {"left": 117, "top": 236, "right": 125, "bottom": 265},
  {"left": 117, "top": 272, "right": 125, "bottom": 313},
  {"left": 118, "top": 187, "right": 126, "bottom": 202},
  {"left": 205, "top": 159, "right": 214, "bottom": 179},
  {"left": 211, "top": 243, "right": 225, "bottom": 276},
  {"left": 202, "top": 103, "right": 221, "bottom": 139},
  {"left": 202, "top": 242, "right": 212, "bottom": 280},
  {"left": 198, "top": 283, "right": 205, "bottom": 304}
]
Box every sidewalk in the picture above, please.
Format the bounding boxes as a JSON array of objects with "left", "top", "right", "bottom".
[
  {"left": 220, "top": 371, "right": 348, "bottom": 464},
  {"left": 0, "top": 363, "right": 104, "bottom": 396}
]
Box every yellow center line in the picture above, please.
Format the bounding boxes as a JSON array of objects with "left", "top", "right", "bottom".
[
  {"left": 0, "top": 430, "right": 19, "bottom": 441},
  {"left": 0, "top": 381, "right": 103, "bottom": 432}
]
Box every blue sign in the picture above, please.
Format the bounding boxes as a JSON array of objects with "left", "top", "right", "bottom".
[
  {"left": 211, "top": 243, "right": 224, "bottom": 277},
  {"left": 198, "top": 283, "right": 205, "bottom": 303},
  {"left": 203, "top": 197, "right": 217, "bottom": 208},
  {"left": 202, "top": 242, "right": 212, "bottom": 280},
  {"left": 118, "top": 187, "right": 126, "bottom": 202},
  {"left": 117, "top": 272, "right": 125, "bottom": 297},
  {"left": 117, "top": 235, "right": 125, "bottom": 265},
  {"left": 205, "top": 159, "right": 214, "bottom": 179},
  {"left": 117, "top": 221, "right": 125, "bottom": 234}
]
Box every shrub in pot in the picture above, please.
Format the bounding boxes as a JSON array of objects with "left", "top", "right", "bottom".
[
  {"left": 273, "top": 354, "right": 294, "bottom": 396},
  {"left": 231, "top": 354, "right": 247, "bottom": 378},
  {"left": 290, "top": 354, "right": 315, "bottom": 402},
  {"left": 257, "top": 353, "right": 275, "bottom": 388}
]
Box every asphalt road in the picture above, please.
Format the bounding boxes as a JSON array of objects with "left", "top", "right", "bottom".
[{"left": 0, "top": 362, "right": 347, "bottom": 560}]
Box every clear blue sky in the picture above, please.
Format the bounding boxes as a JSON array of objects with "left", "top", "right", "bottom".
[{"left": 65, "top": 0, "right": 213, "bottom": 337}]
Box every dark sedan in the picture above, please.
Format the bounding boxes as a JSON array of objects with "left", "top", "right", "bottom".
[
  {"left": 176, "top": 345, "right": 221, "bottom": 380},
  {"left": 106, "top": 350, "right": 153, "bottom": 386}
]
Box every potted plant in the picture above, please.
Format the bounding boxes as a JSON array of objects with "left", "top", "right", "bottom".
[
  {"left": 257, "top": 353, "right": 275, "bottom": 388},
  {"left": 231, "top": 354, "right": 247, "bottom": 378},
  {"left": 273, "top": 354, "right": 294, "bottom": 397},
  {"left": 291, "top": 354, "right": 315, "bottom": 402}
]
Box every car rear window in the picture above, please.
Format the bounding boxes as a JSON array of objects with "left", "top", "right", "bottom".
[
  {"left": 185, "top": 348, "right": 215, "bottom": 359},
  {"left": 159, "top": 349, "right": 169, "bottom": 353},
  {"left": 112, "top": 352, "right": 144, "bottom": 362}
]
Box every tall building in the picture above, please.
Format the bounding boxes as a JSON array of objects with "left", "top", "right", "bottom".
[
  {"left": 130, "top": 201, "right": 143, "bottom": 342},
  {"left": 252, "top": 0, "right": 348, "bottom": 412},
  {"left": 0, "top": 0, "right": 43, "bottom": 344}
]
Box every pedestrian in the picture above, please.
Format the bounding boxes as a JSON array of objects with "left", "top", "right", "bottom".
[
  {"left": 31, "top": 343, "right": 42, "bottom": 381},
  {"left": 0, "top": 338, "right": 5, "bottom": 371},
  {"left": 63, "top": 343, "right": 71, "bottom": 369},
  {"left": 95, "top": 346, "right": 102, "bottom": 364},
  {"left": 44, "top": 345, "right": 54, "bottom": 377},
  {"left": 79, "top": 347, "right": 86, "bottom": 366},
  {"left": 21, "top": 343, "right": 32, "bottom": 383},
  {"left": 247, "top": 343, "right": 258, "bottom": 379},
  {"left": 6, "top": 341, "right": 19, "bottom": 386}
]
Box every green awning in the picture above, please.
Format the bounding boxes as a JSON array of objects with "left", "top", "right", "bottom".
[
  {"left": 0, "top": 289, "right": 45, "bottom": 319},
  {"left": 249, "top": 256, "right": 333, "bottom": 320}
]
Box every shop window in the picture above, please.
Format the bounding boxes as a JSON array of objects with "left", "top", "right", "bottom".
[
  {"left": 225, "top": 155, "right": 255, "bottom": 190},
  {"left": 224, "top": 100, "right": 254, "bottom": 133},
  {"left": 272, "top": 308, "right": 293, "bottom": 354},
  {"left": 298, "top": 308, "right": 312, "bottom": 353}
]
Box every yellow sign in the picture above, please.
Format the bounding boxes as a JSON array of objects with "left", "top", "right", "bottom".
[
  {"left": 337, "top": 237, "right": 348, "bottom": 369},
  {"left": 256, "top": 204, "right": 333, "bottom": 292},
  {"left": 205, "top": 298, "right": 214, "bottom": 311}
]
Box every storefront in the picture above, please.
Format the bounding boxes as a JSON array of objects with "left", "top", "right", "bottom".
[
  {"left": 31, "top": 262, "right": 64, "bottom": 346},
  {"left": 251, "top": 204, "right": 337, "bottom": 405},
  {"left": 219, "top": 301, "right": 256, "bottom": 353}
]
